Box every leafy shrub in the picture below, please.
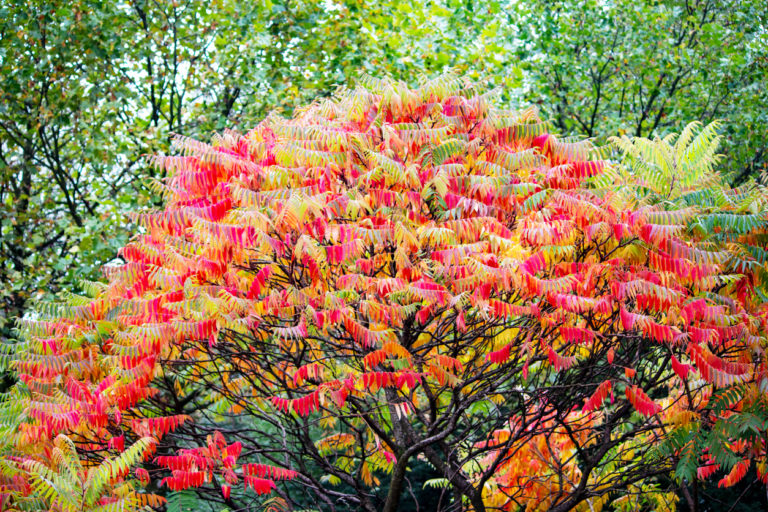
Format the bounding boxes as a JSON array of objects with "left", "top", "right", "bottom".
[{"left": 2, "top": 74, "right": 767, "bottom": 512}]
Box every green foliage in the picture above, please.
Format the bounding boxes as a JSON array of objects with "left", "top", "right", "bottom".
[
  {"left": 14, "top": 435, "right": 155, "bottom": 512},
  {"left": 509, "top": 0, "right": 767, "bottom": 183},
  {"left": 610, "top": 121, "right": 722, "bottom": 199},
  {"left": 423, "top": 478, "right": 451, "bottom": 489},
  {"left": 1, "top": 0, "right": 766, "bottom": 350},
  {"left": 166, "top": 491, "right": 199, "bottom": 512}
]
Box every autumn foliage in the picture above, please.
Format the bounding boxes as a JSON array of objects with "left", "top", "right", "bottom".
[{"left": 1, "top": 74, "right": 767, "bottom": 511}]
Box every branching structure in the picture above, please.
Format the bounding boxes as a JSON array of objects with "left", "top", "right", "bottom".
[{"left": 1, "top": 74, "right": 767, "bottom": 512}]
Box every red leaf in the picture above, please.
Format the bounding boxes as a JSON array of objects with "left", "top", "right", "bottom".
[
  {"left": 625, "top": 385, "right": 661, "bottom": 417},
  {"left": 718, "top": 459, "right": 750, "bottom": 488},
  {"left": 582, "top": 380, "right": 612, "bottom": 412},
  {"left": 244, "top": 476, "right": 277, "bottom": 495},
  {"left": 242, "top": 463, "right": 298, "bottom": 480},
  {"left": 697, "top": 463, "right": 720, "bottom": 480},
  {"left": 548, "top": 347, "right": 576, "bottom": 371},
  {"left": 671, "top": 355, "right": 691, "bottom": 380},
  {"left": 135, "top": 468, "right": 150, "bottom": 486},
  {"left": 486, "top": 344, "right": 511, "bottom": 365}
]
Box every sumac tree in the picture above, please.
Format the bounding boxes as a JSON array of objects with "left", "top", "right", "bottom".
[{"left": 1, "top": 74, "right": 767, "bottom": 512}]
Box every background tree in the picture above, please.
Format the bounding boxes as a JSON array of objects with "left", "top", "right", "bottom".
[
  {"left": 0, "top": 1, "right": 133, "bottom": 339},
  {"left": 2, "top": 0, "right": 765, "bottom": 343},
  {"left": 505, "top": 0, "right": 768, "bottom": 183}
]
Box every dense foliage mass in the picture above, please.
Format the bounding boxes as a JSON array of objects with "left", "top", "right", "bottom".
[{"left": 1, "top": 74, "right": 768, "bottom": 512}]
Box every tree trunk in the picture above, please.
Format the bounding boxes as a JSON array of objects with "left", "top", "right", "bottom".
[{"left": 381, "top": 455, "right": 409, "bottom": 512}]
